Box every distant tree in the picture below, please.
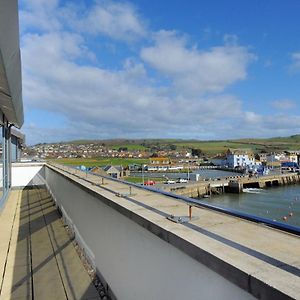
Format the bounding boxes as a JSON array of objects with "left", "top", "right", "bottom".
[
  {"left": 169, "top": 144, "right": 177, "bottom": 151},
  {"left": 150, "top": 146, "right": 159, "bottom": 151},
  {"left": 191, "top": 148, "right": 203, "bottom": 157},
  {"left": 118, "top": 147, "right": 128, "bottom": 152}
]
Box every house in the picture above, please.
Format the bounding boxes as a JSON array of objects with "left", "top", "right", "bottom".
[
  {"left": 128, "top": 164, "right": 142, "bottom": 171},
  {"left": 90, "top": 167, "right": 107, "bottom": 176},
  {"left": 146, "top": 157, "right": 172, "bottom": 171},
  {"left": 266, "top": 153, "right": 285, "bottom": 168},
  {"left": 226, "top": 149, "right": 256, "bottom": 168},
  {"left": 255, "top": 152, "right": 267, "bottom": 163},
  {"left": 149, "top": 157, "right": 171, "bottom": 165},
  {"left": 265, "top": 154, "right": 280, "bottom": 168},
  {"left": 267, "top": 152, "right": 286, "bottom": 162},
  {"left": 102, "top": 165, "right": 130, "bottom": 179},
  {"left": 285, "top": 151, "right": 300, "bottom": 164},
  {"left": 145, "top": 165, "right": 168, "bottom": 171}
]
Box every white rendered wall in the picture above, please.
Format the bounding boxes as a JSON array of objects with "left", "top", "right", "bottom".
[
  {"left": 45, "top": 167, "right": 254, "bottom": 300},
  {"left": 12, "top": 163, "right": 45, "bottom": 187}
]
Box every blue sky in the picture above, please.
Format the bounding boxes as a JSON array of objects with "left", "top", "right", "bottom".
[{"left": 19, "top": 0, "right": 300, "bottom": 144}]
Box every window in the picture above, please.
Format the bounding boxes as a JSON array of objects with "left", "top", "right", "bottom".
[
  {"left": 11, "top": 135, "right": 18, "bottom": 162},
  {"left": 0, "top": 122, "right": 12, "bottom": 208}
]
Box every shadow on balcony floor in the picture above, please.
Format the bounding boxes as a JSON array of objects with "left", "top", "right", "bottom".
[{"left": 0, "top": 186, "right": 102, "bottom": 300}]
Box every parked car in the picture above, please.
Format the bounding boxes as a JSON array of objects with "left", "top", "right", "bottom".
[
  {"left": 165, "top": 180, "right": 176, "bottom": 184},
  {"left": 177, "top": 178, "right": 188, "bottom": 183},
  {"left": 144, "top": 180, "right": 155, "bottom": 185}
]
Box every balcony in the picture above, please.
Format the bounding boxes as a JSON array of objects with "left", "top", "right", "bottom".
[
  {"left": 1, "top": 162, "right": 300, "bottom": 299},
  {"left": 0, "top": 180, "right": 104, "bottom": 299}
]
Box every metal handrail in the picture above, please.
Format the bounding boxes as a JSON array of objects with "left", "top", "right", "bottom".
[{"left": 49, "top": 163, "right": 300, "bottom": 236}]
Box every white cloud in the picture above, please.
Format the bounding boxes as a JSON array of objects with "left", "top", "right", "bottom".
[
  {"left": 20, "top": 0, "right": 146, "bottom": 42},
  {"left": 263, "top": 115, "right": 300, "bottom": 130},
  {"left": 21, "top": 1, "right": 277, "bottom": 144},
  {"left": 222, "top": 111, "right": 300, "bottom": 139},
  {"left": 244, "top": 111, "right": 263, "bottom": 124},
  {"left": 22, "top": 31, "right": 246, "bottom": 143},
  {"left": 77, "top": 1, "right": 146, "bottom": 41},
  {"left": 271, "top": 99, "right": 297, "bottom": 110},
  {"left": 141, "top": 30, "right": 255, "bottom": 95},
  {"left": 289, "top": 52, "right": 300, "bottom": 73},
  {"left": 20, "top": 0, "right": 62, "bottom": 32}
]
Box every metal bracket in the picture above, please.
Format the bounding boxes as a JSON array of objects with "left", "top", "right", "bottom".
[
  {"left": 115, "top": 192, "right": 137, "bottom": 198},
  {"left": 167, "top": 215, "right": 190, "bottom": 224}
]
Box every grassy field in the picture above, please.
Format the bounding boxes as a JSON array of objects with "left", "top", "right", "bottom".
[
  {"left": 172, "top": 137, "right": 300, "bottom": 154},
  {"left": 51, "top": 157, "right": 149, "bottom": 167},
  {"left": 106, "top": 137, "right": 300, "bottom": 155},
  {"left": 123, "top": 176, "right": 165, "bottom": 184},
  {"left": 173, "top": 141, "right": 260, "bottom": 153}
]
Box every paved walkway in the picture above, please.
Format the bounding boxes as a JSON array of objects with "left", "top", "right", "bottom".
[{"left": 0, "top": 188, "right": 101, "bottom": 300}]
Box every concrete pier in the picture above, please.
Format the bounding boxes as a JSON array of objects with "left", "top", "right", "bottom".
[
  {"left": 241, "top": 173, "right": 300, "bottom": 189},
  {"left": 163, "top": 173, "right": 300, "bottom": 197},
  {"left": 228, "top": 180, "right": 243, "bottom": 193}
]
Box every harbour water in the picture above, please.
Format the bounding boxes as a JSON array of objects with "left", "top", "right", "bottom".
[
  {"left": 132, "top": 169, "right": 239, "bottom": 180},
  {"left": 126, "top": 168, "right": 300, "bottom": 228},
  {"left": 198, "top": 184, "right": 300, "bottom": 227}
]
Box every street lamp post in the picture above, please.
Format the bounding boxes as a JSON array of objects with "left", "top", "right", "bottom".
[{"left": 142, "top": 164, "right": 145, "bottom": 185}]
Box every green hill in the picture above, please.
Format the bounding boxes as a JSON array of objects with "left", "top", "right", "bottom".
[{"left": 41, "top": 134, "right": 300, "bottom": 156}]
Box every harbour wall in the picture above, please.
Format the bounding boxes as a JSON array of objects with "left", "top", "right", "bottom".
[{"left": 165, "top": 173, "right": 300, "bottom": 198}]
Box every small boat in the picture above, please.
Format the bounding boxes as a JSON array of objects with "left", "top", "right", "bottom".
[{"left": 243, "top": 188, "right": 264, "bottom": 194}]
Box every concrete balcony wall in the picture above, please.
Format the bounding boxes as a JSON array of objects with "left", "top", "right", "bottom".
[
  {"left": 42, "top": 165, "right": 254, "bottom": 300},
  {"left": 11, "top": 162, "right": 45, "bottom": 188}
]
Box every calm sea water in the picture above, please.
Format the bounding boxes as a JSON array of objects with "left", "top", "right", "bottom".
[
  {"left": 126, "top": 168, "right": 300, "bottom": 227},
  {"left": 132, "top": 169, "right": 238, "bottom": 179},
  {"left": 198, "top": 184, "right": 300, "bottom": 227}
]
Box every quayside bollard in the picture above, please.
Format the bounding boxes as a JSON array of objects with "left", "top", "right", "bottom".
[{"left": 189, "top": 205, "right": 192, "bottom": 220}]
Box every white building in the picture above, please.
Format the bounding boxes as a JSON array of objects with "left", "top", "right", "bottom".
[
  {"left": 285, "top": 151, "right": 300, "bottom": 164},
  {"left": 226, "top": 149, "right": 257, "bottom": 168}
]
